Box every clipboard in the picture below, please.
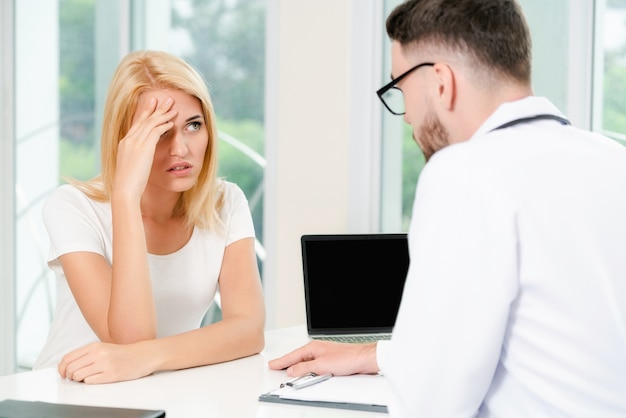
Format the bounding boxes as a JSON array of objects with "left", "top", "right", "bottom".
[
  {"left": 259, "top": 374, "right": 389, "bottom": 413},
  {"left": 0, "top": 399, "right": 166, "bottom": 418}
]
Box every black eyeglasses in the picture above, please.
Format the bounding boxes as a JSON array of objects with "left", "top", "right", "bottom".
[{"left": 376, "top": 62, "right": 434, "bottom": 115}]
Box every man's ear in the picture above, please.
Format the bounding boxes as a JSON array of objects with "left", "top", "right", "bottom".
[{"left": 433, "top": 63, "right": 456, "bottom": 111}]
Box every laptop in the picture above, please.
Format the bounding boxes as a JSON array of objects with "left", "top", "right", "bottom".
[{"left": 301, "top": 233, "right": 410, "bottom": 343}]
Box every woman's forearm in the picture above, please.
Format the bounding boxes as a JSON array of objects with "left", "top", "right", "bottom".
[
  {"left": 148, "top": 316, "right": 265, "bottom": 372},
  {"left": 57, "top": 314, "right": 265, "bottom": 384},
  {"left": 109, "top": 195, "right": 157, "bottom": 342}
]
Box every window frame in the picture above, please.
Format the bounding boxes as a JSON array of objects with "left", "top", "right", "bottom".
[{"left": 0, "top": 0, "right": 16, "bottom": 376}]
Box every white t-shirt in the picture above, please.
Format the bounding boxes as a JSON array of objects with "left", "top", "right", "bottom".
[
  {"left": 377, "top": 97, "right": 626, "bottom": 417},
  {"left": 33, "top": 181, "right": 255, "bottom": 369}
]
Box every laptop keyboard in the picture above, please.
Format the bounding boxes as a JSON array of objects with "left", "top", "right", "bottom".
[{"left": 313, "top": 334, "right": 391, "bottom": 344}]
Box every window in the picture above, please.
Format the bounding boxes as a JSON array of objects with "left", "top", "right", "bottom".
[
  {"left": 13, "top": 0, "right": 265, "bottom": 370},
  {"left": 379, "top": 0, "right": 423, "bottom": 232},
  {"left": 594, "top": 0, "right": 626, "bottom": 145}
]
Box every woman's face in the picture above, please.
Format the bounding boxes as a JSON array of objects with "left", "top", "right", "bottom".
[{"left": 136, "top": 88, "right": 209, "bottom": 195}]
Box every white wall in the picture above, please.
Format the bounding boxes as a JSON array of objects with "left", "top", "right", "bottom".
[{"left": 263, "top": 0, "right": 382, "bottom": 329}]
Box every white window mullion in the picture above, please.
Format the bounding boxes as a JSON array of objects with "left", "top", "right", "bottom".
[
  {"left": 348, "top": 0, "right": 384, "bottom": 233},
  {"left": 0, "top": 0, "right": 17, "bottom": 377}
]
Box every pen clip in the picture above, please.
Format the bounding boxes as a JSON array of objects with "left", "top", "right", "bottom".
[
  {"left": 280, "top": 372, "right": 333, "bottom": 390},
  {"left": 279, "top": 372, "right": 315, "bottom": 388}
]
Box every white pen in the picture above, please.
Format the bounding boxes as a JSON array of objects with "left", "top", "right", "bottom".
[
  {"left": 279, "top": 372, "right": 314, "bottom": 388},
  {"left": 286, "top": 373, "right": 333, "bottom": 390}
]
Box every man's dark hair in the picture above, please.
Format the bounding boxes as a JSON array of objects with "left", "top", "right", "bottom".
[{"left": 386, "top": 0, "right": 531, "bottom": 83}]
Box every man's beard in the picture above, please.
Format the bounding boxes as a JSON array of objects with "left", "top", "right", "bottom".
[{"left": 416, "top": 111, "right": 450, "bottom": 162}]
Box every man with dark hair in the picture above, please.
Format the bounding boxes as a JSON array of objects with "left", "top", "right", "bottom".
[{"left": 270, "top": 1, "right": 626, "bottom": 416}]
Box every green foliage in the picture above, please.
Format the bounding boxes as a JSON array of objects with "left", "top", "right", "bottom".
[
  {"left": 216, "top": 118, "right": 265, "bottom": 240},
  {"left": 173, "top": 0, "right": 266, "bottom": 122},
  {"left": 603, "top": 65, "right": 626, "bottom": 134},
  {"left": 59, "top": 0, "right": 96, "bottom": 147},
  {"left": 59, "top": 139, "right": 98, "bottom": 182},
  {"left": 401, "top": 124, "right": 426, "bottom": 230},
  {"left": 57, "top": 0, "right": 99, "bottom": 185},
  {"left": 603, "top": 31, "right": 626, "bottom": 136},
  {"left": 218, "top": 118, "right": 264, "bottom": 155}
]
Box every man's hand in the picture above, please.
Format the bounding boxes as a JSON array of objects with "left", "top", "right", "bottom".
[{"left": 268, "top": 340, "right": 379, "bottom": 377}]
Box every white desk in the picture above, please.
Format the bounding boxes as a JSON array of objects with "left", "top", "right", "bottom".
[{"left": 0, "top": 325, "right": 388, "bottom": 417}]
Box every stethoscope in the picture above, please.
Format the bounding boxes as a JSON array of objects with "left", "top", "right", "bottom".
[{"left": 491, "top": 114, "right": 571, "bottom": 131}]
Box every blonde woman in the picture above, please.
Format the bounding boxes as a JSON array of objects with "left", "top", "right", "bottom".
[{"left": 33, "top": 50, "right": 265, "bottom": 384}]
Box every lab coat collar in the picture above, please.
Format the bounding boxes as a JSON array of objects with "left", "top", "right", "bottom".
[{"left": 470, "top": 96, "right": 568, "bottom": 141}]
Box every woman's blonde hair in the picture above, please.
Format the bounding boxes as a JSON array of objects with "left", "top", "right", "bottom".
[{"left": 71, "top": 50, "right": 224, "bottom": 230}]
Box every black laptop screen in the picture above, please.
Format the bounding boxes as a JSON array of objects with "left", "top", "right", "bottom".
[{"left": 301, "top": 234, "right": 410, "bottom": 334}]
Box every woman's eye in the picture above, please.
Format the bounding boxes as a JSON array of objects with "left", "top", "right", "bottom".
[{"left": 187, "top": 121, "right": 202, "bottom": 132}]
